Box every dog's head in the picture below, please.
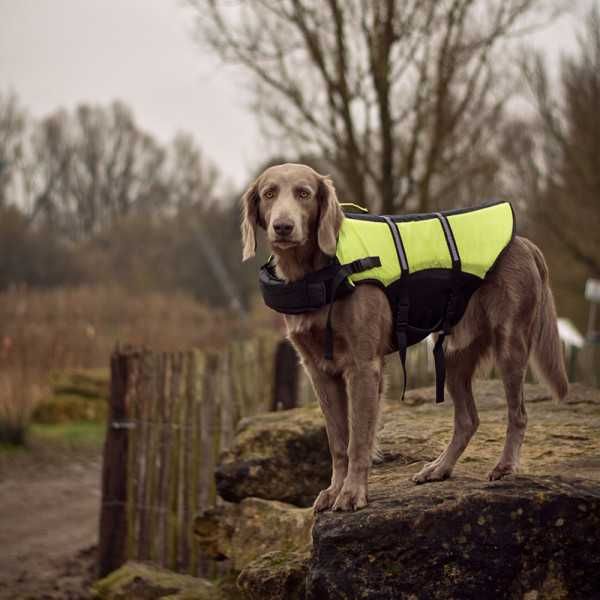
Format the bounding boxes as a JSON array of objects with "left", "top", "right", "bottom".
[{"left": 240, "top": 163, "right": 344, "bottom": 261}]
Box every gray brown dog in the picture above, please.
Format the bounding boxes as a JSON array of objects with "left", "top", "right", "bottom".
[{"left": 241, "top": 163, "right": 568, "bottom": 512}]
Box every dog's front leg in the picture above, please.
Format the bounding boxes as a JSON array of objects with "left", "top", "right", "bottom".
[
  {"left": 332, "top": 359, "right": 382, "bottom": 511},
  {"left": 303, "top": 362, "right": 349, "bottom": 512}
]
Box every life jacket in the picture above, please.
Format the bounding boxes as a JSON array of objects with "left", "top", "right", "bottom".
[{"left": 259, "top": 200, "right": 515, "bottom": 403}]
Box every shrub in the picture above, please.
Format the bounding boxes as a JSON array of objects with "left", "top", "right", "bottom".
[{"left": 0, "top": 368, "right": 44, "bottom": 445}]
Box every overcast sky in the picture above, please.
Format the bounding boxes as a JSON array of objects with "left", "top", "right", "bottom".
[{"left": 0, "top": 0, "right": 595, "bottom": 190}]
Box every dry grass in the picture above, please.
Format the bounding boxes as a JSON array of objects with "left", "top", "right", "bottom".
[
  {"left": 0, "top": 370, "right": 45, "bottom": 445},
  {"left": 0, "top": 285, "right": 277, "bottom": 444}
]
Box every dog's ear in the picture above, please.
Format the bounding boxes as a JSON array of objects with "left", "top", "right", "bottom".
[
  {"left": 241, "top": 178, "right": 260, "bottom": 261},
  {"left": 317, "top": 176, "right": 344, "bottom": 256}
]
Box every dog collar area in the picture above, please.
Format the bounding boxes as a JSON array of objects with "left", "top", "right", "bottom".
[{"left": 258, "top": 256, "right": 380, "bottom": 315}]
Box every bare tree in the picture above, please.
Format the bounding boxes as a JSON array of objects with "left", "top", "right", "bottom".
[
  {"left": 67, "top": 101, "right": 166, "bottom": 238},
  {"left": 0, "top": 92, "right": 27, "bottom": 208},
  {"left": 22, "top": 102, "right": 166, "bottom": 239},
  {"left": 24, "top": 109, "right": 73, "bottom": 230},
  {"left": 191, "top": 0, "right": 562, "bottom": 212},
  {"left": 508, "top": 6, "right": 600, "bottom": 276},
  {"left": 165, "top": 132, "right": 220, "bottom": 211}
]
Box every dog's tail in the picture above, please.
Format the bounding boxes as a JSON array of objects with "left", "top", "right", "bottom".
[{"left": 525, "top": 239, "right": 569, "bottom": 402}]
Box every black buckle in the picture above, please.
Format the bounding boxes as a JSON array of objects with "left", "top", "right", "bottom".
[
  {"left": 396, "top": 302, "right": 409, "bottom": 328},
  {"left": 350, "top": 257, "right": 381, "bottom": 274}
]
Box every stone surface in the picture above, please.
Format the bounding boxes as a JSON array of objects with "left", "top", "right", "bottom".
[
  {"left": 307, "top": 475, "right": 600, "bottom": 600},
  {"left": 237, "top": 550, "right": 310, "bottom": 600},
  {"left": 91, "top": 560, "right": 237, "bottom": 599},
  {"left": 215, "top": 380, "right": 600, "bottom": 509},
  {"left": 215, "top": 406, "right": 331, "bottom": 507},
  {"left": 212, "top": 379, "right": 600, "bottom": 599},
  {"left": 194, "top": 497, "right": 313, "bottom": 571}
]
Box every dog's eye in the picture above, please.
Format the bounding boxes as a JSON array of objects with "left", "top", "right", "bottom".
[
  {"left": 264, "top": 189, "right": 275, "bottom": 200},
  {"left": 298, "top": 189, "right": 310, "bottom": 199}
]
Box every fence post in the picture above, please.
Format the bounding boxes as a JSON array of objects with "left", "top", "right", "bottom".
[
  {"left": 98, "top": 349, "right": 130, "bottom": 577},
  {"left": 271, "top": 338, "right": 299, "bottom": 410}
]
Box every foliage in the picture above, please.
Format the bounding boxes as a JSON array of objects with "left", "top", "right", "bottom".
[
  {"left": 0, "top": 284, "right": 274, "bottom": 443},
  {"left": 33, "top": 368, "right": 109, "bottom": 424},
  {"left": 0, "top": 205, "right": 83, "bottom": 290},
  {"left": 0, "top": 367, "right": 44, "bottom": 445}
]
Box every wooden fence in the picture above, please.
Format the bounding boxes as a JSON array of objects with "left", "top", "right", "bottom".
[
  {"left": 98, "top": 335, "right": 286, "bottom": 577},
  {"left": 98, "top": 335, "right": 434, "bottom": 577}
]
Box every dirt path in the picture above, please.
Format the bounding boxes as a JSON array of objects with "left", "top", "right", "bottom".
[{"left": 0, "top": 449, "right": 101, "bottom": 599}]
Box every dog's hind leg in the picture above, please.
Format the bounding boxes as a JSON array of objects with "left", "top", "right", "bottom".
[
  {"left": 304, "top": 363, "right": 350, "bottom": 512},
  {"left": 489, "top": 329, "right": 529, "bottom": 481},
  {"left": 412, "top": 341, "right": 481, "bottom": 484}
]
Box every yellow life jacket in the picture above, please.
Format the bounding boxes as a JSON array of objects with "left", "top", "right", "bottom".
[
  {"left": 337, "top": 201, "right": 514, "bottom": 284},
  {"left": 259, "top": 201, "right": 515, "bottom": 402}
]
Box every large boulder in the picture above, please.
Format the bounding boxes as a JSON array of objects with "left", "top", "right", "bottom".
[
  {"left": 210, "top": 380, "right": 600, "bottom": 599},
  {"left": 215, "top": 406, "right": 331, "bottom": 507},
  {"left": 214, "top": 380, "right": 600, "bottom": 509},
  {"left": 194, "top": 497, "right": 313, "bottom": 571},
  {"left": 306, "top": 473, "right": 600, "bottom": 599}
]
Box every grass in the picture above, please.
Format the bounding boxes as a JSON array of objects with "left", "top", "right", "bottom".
[
  {"left": 0, "top": 421, "right": 106, "bottom": 453},
  {"left": 31, "top": 421, "right": 107, "bottom": 448}
]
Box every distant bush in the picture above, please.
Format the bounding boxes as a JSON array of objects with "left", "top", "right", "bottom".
[
  {"left": 32, "top": 369, "right": 109, "bottom": 424},
  {"left": 0, "top": 284, "right": 278, "bottom": 443},
  {"left": 0, "top": 367, "right": 45, "bottom": 445},
  {"left": 0, "top": 206, "right": 83, "bottom": 291}
]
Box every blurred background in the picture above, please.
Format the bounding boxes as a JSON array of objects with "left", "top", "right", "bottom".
[{"left": 0, "top": 0, "right": 599, "bottom": 597}]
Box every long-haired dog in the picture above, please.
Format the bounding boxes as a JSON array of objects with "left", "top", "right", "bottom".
[{"left": 241, "top": 163, "right": 568, "bottom": 512}]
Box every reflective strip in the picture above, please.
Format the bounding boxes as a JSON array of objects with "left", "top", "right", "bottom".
[
  {"left": 435, "top": 212, "right": 461, "bottom": 270},
  {"left": 383, "top": 216, "right": 409, "bottom": 274}
]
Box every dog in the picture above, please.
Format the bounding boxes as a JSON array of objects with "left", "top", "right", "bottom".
[{"left": 241, "top": 163, "right": 568, "bottom": 512}]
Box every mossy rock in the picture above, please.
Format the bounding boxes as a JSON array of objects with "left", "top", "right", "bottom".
[
  {"left": 50, "top": 368, "right": 109, "bottom": 399},
  {"left": 307, "top": 475, "right": 600, "bottom": 599},
  {"left": 237, "top": 550, "right": 310, "bottom": 600},
  {"left": 33, "top": 368, "right": 109, "bottom": 424},
  {"left": 194, "top": 497, "right": 313, "bottom": 571},
  {"left": 215, "top": 405, "right": 331, "bottom": 507},
  {"left": 91, "top": 560, "right": 234, "bottom": 599}
]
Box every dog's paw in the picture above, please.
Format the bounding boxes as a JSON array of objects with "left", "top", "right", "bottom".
[
  {"left": 412, "top": 462, "right": 452, "bottom": 485},
  {"left": 313, "top": 487, "right": 342, "bottom": 513},
  {"left": 331, "top": 483, "right": 368, "bottom": 512},
  {"left": 488, "top": 462, "right": 517, "bottom": 481}
]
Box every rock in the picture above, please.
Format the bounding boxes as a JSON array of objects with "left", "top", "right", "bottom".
[
  {"left": 215, "top": 380, "right": 600, "bottom": 508},
  {"left": 91, "top": 560, "right": 236, "bottom": 599},
  {"left": 237, "top": 550, "right": 310, "bottom": 600},
  {"left": 194, "top": 497, "right": 313, "bottom": 571},
  {"left": 211, "top": 380, "right": 600, "bottom": 598},
  {"left": 214, "top": 398, "right": 447, "bottom": 507},
  {"left": 307, "top": 474, "right": 600, "bottom": 600},
  {"left": 215, "top": 405, "right": 331, "bottom": 507}
]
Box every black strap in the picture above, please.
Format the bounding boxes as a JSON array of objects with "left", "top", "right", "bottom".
[
  {"left": 324, "top": 257, "right": 381, "bottom": 360},
  {"left": 259, "top": 258, "right": 353, "bottom": 315},
  {"left": 382, "top": 217, "right": 410, "bottom": 400},
  {"left": 381, "top": 217, "right": 412, "bottom": 401},
  {"left": 432, "top": 213, "right": 462, "bottom": 403},
  {"left": 395, "top": 288, "right": 410, "bottom": 402}
]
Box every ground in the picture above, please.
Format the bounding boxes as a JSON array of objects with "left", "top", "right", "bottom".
[{"left": 0, "top": 424, "right": 104, "bottom": 600}]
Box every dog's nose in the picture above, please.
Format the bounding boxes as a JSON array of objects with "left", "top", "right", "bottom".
[{"left": 273, "top": 220, "right": 294, "bottom": 237}]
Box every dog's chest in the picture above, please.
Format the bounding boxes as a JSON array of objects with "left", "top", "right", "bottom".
[{"left": 286, "top": 315, "right": 346, "bottom": 374}]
